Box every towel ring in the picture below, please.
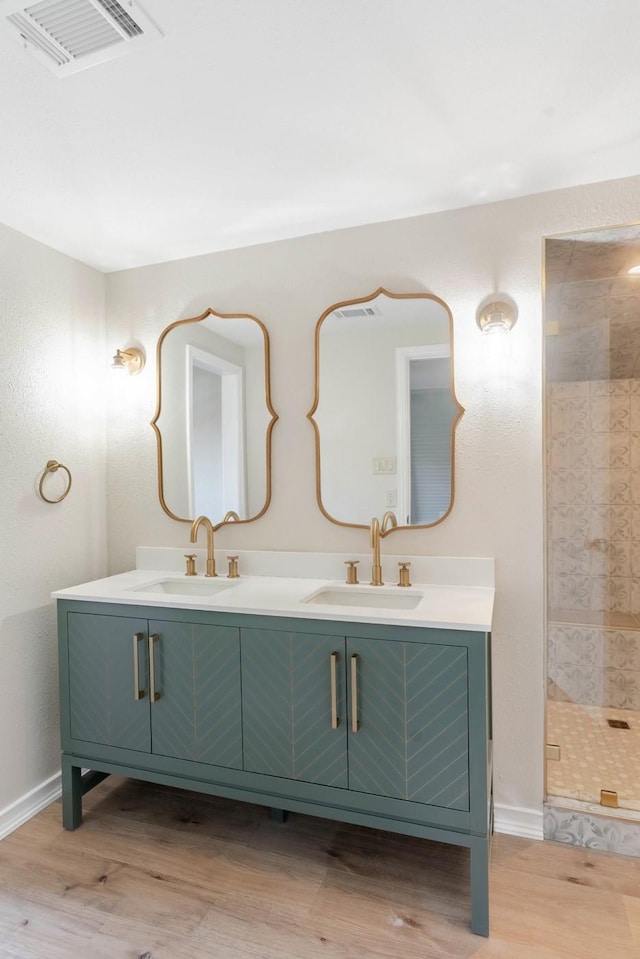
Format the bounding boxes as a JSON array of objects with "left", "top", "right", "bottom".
[{"left": 39, "top": 460, "right": 72, "bottom": 504}]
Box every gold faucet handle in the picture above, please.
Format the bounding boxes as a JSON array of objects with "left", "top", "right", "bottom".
[
  {"left": 344, "top": 560, "right": 359, "bottom": 584},
  {"left": 184, "top": 554, "right": 197, "bottom": 576},
  {"left": 397, "top": 562, "right": 412, "bottom": 588},
  {"left": 227, "top": 555, "right": 240, "bottom": 579}
]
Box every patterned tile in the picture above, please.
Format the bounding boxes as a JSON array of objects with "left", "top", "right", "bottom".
[
  {"left": 547, "top": 664, "right": 603, "bottom": 705},
  {"left": 544, "top": 805, "right": 640, "bottom": 858},
  {"left": 589, "top": 394, "right": 630, "bottom": 432},
  {"left": 590, "top": 505, "right": 632, "bottom": 540},
  {"left": 590, "top": 468, "right": 631, "bottom": 505},
  {"left": 590, "top": 433, "right": 631, "bottom": 468},
  {"left": 549, "top": 574, "right": 591, "bottom": 610},
  {"left": 549, "top": 397, "right": 590, "bottom": 435},
  {"left": 605, "top": 631, "right": 640, "bottom": 670},
  {"left": 550, "top": 506, "right": 590, "bottom": 540}
]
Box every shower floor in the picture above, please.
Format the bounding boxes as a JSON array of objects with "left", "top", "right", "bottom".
[{"left": 546, "top": 700, "right": 640, "bottom": 812}]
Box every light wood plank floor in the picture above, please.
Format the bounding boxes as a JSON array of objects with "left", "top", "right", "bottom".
[{"left": 1, "top": 776, "right": 639, "bottom": 958}]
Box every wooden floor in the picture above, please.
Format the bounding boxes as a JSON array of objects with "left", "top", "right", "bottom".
[{"left": 1, "top": 777, "right": 639, "bottom": 958}]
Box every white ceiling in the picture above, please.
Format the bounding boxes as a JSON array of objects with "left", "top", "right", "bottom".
[{"left": 1, "top": 0, "right": 640, "bottom": 273}]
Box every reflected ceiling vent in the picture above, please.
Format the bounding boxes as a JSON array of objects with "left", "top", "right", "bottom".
[
  {"left": 333, "top": 305, "right": 380, "bottom": 319},
  {"left": 2, "top": 0, "right": 163, "bottom": 76}
]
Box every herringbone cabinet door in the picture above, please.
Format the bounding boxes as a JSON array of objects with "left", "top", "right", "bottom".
[
  {"left": 67, "top": 612, "right": 151, "bottom": 752},
  {"left": 241, "top": 629, "right": 348, "bottom": 787},
  {"left": 347, "top": 638, "right": 469, "bottom": 810},
  {"left": 149, "top": 622, "right": 242, "bottom": 769}
]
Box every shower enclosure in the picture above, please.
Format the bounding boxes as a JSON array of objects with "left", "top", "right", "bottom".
[{"left": 545, "top": 225, "right": 640, "bottom": 848}]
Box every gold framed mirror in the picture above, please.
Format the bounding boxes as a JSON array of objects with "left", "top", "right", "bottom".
[
  {"left": 308, "top": 288, "right": 464, "bottom": 530},
  {"left": 151, "top": 307, "right": 278, "bottom": 529}
]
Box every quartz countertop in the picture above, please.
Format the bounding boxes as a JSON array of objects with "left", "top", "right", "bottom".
[{"left": 52, "top": 553, "right": 495, "bottom": 632}]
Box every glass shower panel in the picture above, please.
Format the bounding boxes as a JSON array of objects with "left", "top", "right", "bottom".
[{"left": 545, "top": 226, "right": 640, "bottom": 814}]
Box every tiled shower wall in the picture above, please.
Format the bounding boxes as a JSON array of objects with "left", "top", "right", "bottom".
[{"left": 547, "top": 379, "right": 640, "bottom": 709}]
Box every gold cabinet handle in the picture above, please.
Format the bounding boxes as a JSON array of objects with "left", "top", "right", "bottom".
[
  {"left": 132, "top": 633, "right": 145, "bottom": 701},
  {"left": 330, "top": 651, "right": 340, "bottom": 729},
  {"left": 351, "top": 653, "right": 360, "bottom": 732},
  {"left": 149, "top": 633, "right": 160, "bottom": 702}
]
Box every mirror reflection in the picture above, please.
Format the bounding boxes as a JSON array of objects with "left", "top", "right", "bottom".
[
  {"left": 151, "top": 308, "right": 277, "bottom": 527},
  {"left": 309, "top": 289, "right": 463, "bottom": 529}
]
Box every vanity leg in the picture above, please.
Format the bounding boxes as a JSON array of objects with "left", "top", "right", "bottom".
[
  {"left": 269, "top": 807, "right": 289, "bottom": 824},
  {"left": 61, "top": 758, "right": 83, "bottom": 830},
  {"left": 470, "top": 836, "right": 490, "bottom": 936}
]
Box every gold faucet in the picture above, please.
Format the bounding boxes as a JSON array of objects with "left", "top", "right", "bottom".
[
  {"left": 381, "top": 510, "right": 398, "bottom": 533},
  {"left": 370, "top": 517, "right": 382, "bottom": 586},
  {"left": 223, "top": 510, "right": 240, "bottom": 522},
  {"left": 370, "top": 511, "right": 398, "bottom": 586},
  {"left": 190, "top": 515, "right": 217, "bottom": 577}
]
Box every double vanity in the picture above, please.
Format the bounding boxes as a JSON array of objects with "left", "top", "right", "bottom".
[
  {"left": 54, "top": 550, "right": 494, "bottom": 936},
  {"left": 55, "top": 288, "right": 494, "bottom": 933}
]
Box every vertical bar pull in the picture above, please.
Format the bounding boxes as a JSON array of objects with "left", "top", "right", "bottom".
[
  {"left": 351, "top": 653, "right": 360, "bottom": 732},
  {"left": 132, "top": 633, "right": 145, "bottom": 700},
  {"left": 330, "top": 651, "right": 340, "bottom": 729},
  {"left": 149, "top": 633, "right": 160, "bottom": 702}
]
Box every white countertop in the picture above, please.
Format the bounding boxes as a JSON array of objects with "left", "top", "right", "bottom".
[{"left": 52, "top": 552, "right": 495, "bottom": 632}]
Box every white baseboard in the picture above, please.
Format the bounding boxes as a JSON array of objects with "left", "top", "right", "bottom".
[
  {"left": 0, "top": 774, "right": 544, "bottom": 845},
  {"left": 494, "top": 803, "right": 544, "bottom": 840},
  {"left": 0, "top": 772, "right": 62, "bottom": 841}
]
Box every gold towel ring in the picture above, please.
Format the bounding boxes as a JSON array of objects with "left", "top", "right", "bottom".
[{"left": 39, "top": 460, "right": 72, "bottom": 504}]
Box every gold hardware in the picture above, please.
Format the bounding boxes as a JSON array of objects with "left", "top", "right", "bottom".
[
  {"left": 370, "top": 512, "right": 396, "bottom": 585},
  {"left": 38, "top": 460, "right": 72, "bottom": 504},
  {"left": 351, "top": 653, "right": 360, "bottom": 732},
  {"left": 132, "top": 633, "right": 145, "bottom": 701},
  {"left": 190, "top": 515, "right": 217, "bottom": 577},
  {"left": 307, "top": 288, "right": 464, "bottom": 533},
  {"left": 546, "top": 743, "right": 561, "bottom": 761},
  {"left": 150, "top": 307, "right": 278, "bottom": 526},
  {"left": 600, "top": 789, "right": 618, "bottom": 808},
  {"left": 149, "top": 634, "right": 160, "bottom": 702},
  {"left": 223, "top": 510, "right": 240, "bottom": 522},
  {"left": 330, "top": 652, "right": 340, "bottom": 729},
  {"left": 184, "top": 554, "right": 197, "bottom": 576},
  {"left": 397, "top": 562, "right": 412, "bottom": 587},
  {"left": 227, "top": 555, "right": 240, "bottom": 578},
  {"left": 381, "top": 510, "right": 398, "bottom": 532},
  {"left": 111, "top": 347, "right": 145, "bottom": 375},
  {"left": 370, "top": 517, "right": 383, "bottom": 586},
  {"left": 344, "top": 561, "right": 359, "bottom": 584}
]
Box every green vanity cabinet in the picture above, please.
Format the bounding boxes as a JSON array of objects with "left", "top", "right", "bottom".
[
  {"left": 58, "top": 600, "right": 492, "bottom": 936},
  {"left": 64, "top": 610, "right": 242, "bottom": 768}
]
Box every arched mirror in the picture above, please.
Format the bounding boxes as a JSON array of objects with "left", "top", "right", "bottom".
[
  {"left": 308, "top": 288, "right": 463, "bottom": 529},
  {"left": 151, "top": 307, "right": 278, "bottom": 529}
]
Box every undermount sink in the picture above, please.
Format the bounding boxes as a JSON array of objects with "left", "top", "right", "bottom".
[
  {"left": 303, "top": 586, "right": 423, "bottom": 610},
  {"left": 132, "top": 578, "right": 238, "bottom": 597}
]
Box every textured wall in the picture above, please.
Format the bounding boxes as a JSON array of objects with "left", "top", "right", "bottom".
[
  {"left": 105, "top": 175, "right": 640, "bottom": 825},
  {"left": 0, "top": 223, "right": 106, "bottom": 815}
]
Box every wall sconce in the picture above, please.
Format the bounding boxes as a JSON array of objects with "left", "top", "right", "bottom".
[
  {"left": 111, "top": 347, "right": 145, "bottom": 375},
  {"left": 476, "top": 300, "right": 518, "bottom": 335}
]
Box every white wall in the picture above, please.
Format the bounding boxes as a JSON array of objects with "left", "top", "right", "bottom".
[
  {"left": 0, "top": 223, "right": 106, "bottom": 830},
  {"left": 105, "top": 173, "right": 640, "bottom": 832}
]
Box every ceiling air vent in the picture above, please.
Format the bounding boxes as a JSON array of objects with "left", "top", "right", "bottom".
[
  {"left": 2, "top": 0, "right": 163, "bottom": 76},
  {"left": 333, "top": 305, "right": 380, "bottom": 319}
]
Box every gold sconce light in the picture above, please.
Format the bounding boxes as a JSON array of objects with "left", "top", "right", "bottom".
[
  {"left": 111, "top": 347, "right": 145, "bottom": 375},
  {"left": 476, "top": 299, "right": 518, "bottom": 335}
]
